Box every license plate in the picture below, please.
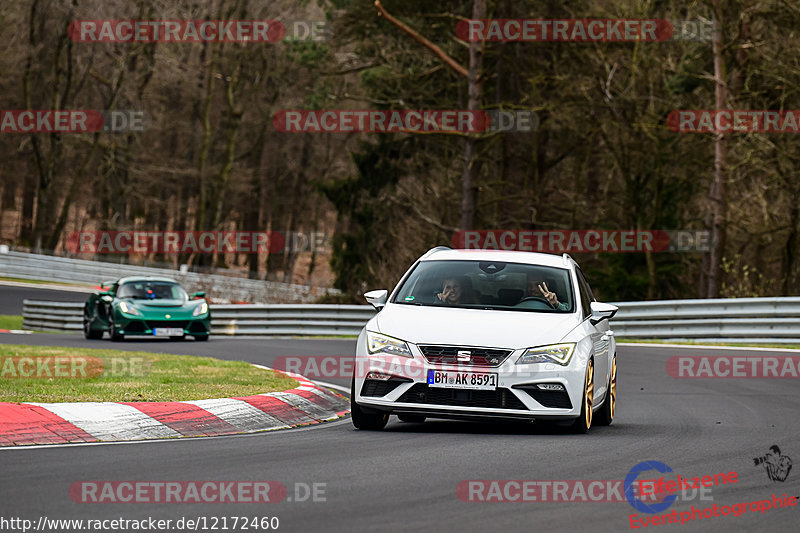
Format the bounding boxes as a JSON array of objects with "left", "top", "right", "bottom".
[
  {"left": 153, "top": 328, "right": 184, "bottom": 337},
  {"left": 427, "top": 370, "right": 497, "bottom": 390}
]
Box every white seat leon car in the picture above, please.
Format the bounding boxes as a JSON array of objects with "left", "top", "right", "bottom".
[{"left": 351, "top": 247, "right": 618, "bottom": 433}]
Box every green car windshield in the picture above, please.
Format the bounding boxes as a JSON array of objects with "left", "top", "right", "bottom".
[
  {"left": 116, "top": 282, "right": 188, "bottom": 301},
  {"left": 392, "top": 260, "right": 574, "bottom": 313}
]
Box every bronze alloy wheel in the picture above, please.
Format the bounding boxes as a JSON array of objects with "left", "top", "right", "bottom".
[
  {"left": 596, "top": 356, "right": 616, "bottom": 426},
  {"left": 572, "top": 358, "right": 595, "bottom": 433},
  {"left": 584, "top": 359, "right": 594, "bottom": 429},
  {"left": 608, "top": 358, "right": 616, "bottom": 420}
]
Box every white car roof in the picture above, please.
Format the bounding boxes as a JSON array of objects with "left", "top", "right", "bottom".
[{"left": 420, "top": 248, "right": 574, "bottom": 269}]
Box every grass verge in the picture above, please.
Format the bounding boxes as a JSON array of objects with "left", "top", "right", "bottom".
[
  {"left": 0, "top": 315, "right": 23, "bottom": 330},
  {"left": 0, "top": 344, "right": 298, "bottom": 403}
]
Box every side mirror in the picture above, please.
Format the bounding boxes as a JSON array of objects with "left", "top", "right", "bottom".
[
  {"left": 364, "top": 289, "right": 388, "bottom": 311},
  {"left": 100, "top": 280, "right": 115, "bottom": 289},
  {"left": 191, "top": 292, "right": 206, "bottom": 299},
  {"left": 590, "top": 301, "right": 618, "bottom": 325}
]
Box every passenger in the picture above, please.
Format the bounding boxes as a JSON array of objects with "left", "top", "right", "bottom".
[{"left": 436, "top": 276, "right": 475, "bottom": 305}]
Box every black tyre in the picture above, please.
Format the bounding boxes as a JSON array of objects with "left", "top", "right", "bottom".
[
  {"left": 350, "top": 378, "right": 389, "bottom": 430},
  {"left": 109, "top": 317, "right": 124, "bottom": 342},
  {"left": 595, "top": 355, "right": 616, "bottom": 426},
  {"left": 571, "top": 358, "right": 594, "bottom": 434},
  {"left": 194, "top": 334, "right": 209, "bottom": 342},
  {"left": 398, "top": 414, "right": 426, "bottom": 423},
  {"left": 83, "top": 310, "right": 102, "bottom": 340}
]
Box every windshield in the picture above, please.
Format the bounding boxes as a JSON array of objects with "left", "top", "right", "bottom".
[
  {"left": 391, "top": 260, "right": 574, "bottom": 313},
  {"left": 116, "top": 281, "right": 188, "bottom": 301}
]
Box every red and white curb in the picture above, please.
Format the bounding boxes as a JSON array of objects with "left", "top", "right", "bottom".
[
  {"left": 0, "top": 329, "right": 32, "bottom": 334},
  {"left": 0, "top": 370, "right": 350, "bottom": 447}
]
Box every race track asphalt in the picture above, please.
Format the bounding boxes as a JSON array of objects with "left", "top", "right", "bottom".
[
  {"left": 0, "top": 284, "right": 87, "bottom": 315},
  {"left": 1, "top": 286, "right": 798, "bottom": 532}
]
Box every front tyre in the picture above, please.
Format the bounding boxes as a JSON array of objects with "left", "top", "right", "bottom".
[
  {"left": 571, "top": 358, "right": 594, "bottom": 434},
  {"left": 83, "top": 309, "right": 102, "bottom": 340},
  {"left": 194, "top": 334, "right": 209, "bottom": 342},
  {"left": 109, "top": 317, "right": 124, "bottom": 342},
  {"left": 595, "top": 355, "right": 616, "bottom": 426},
  {"left": 350, "top": 377, "right": 389, "bottom": 430}
]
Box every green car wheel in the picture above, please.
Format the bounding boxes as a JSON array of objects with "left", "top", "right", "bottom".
[
  {"left": 109, "top": 317, "right": 124, "bottom": 342},
  {"left": 83, "top": 309, "right": 102, "bottom": 340}
]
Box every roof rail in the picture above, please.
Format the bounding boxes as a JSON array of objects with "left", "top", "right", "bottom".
[{"left": 422, "top": 246, "right": 451, "bottom": 259}]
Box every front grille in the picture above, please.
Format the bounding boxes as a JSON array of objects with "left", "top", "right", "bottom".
[
  {"left": 146, "top": 320, "right": 188, "bottom": 329},
  {"left": 397, "top": 384, "right": 527, "bottom": 410},
  {"left": 418, "top": 345, "right": 513, "bottom": 367},
  {"left": 361, "top": 379, "right": 406, "bottom": 397},
  {"left": 515, "top": 386, "right": 573, "bottom": 409},
  {"left": 188, "top": 321, "right": 208, "bottom": 333},
  {"left": 123, "top": 321, "right": 146, "bottom": 333}
]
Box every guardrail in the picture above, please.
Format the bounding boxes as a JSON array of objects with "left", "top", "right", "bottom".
[
  {"left": 210, "top": 304, "right": 375, "bottom": 336},
  {"left": 0, "top": 250, "right": 338, "bottom": 304},
  {"left": 21, "top": 297, "right": 800, "bottom": 342},
  {"left": 22, "top": 301, "right": 85, "bottom": 332},
  {"left": 22, "top": 301, "right": 376, "bottom": 336},
  {"left": 609, "top": 297, "right": 800, "bottom": 343}
]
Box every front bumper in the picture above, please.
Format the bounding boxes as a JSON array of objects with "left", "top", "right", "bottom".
[
  {"left": 114, "top": 314, "right": 211, "bottom": 336},
  {"left": 353, "top": 335, "right": 589, "bottom": 421}
]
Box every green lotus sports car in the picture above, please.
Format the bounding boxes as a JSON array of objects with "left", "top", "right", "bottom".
[{"left": 83, "top": 277, "right": 211, "bottom": 341}]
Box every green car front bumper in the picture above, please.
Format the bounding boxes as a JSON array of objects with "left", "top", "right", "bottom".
[{"left": 113, "top": 312, "right": 211, "bottom": 337}]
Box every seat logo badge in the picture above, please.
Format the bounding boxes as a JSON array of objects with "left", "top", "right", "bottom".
[{"left": 457, "top": 350, "right": 471, "bottom": 362}]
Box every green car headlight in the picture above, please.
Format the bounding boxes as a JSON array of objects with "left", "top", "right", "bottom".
[
  {"left": 366, "top": 331, "right": 413, "bottom": 358},
  {"left": 119, "top": 301, "right": 141, "bottom": 316},
  {"left": 192, "top": 302, "right": 209, "bottom": 316},
  {"left": 517, "top": 343, "right": 576, "bottom": 366}
]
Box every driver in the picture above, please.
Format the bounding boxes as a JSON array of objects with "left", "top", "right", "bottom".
[{"left": 526, "top": 274, "right": 568, "bottom": 311}]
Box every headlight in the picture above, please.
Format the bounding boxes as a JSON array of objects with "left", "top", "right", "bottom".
[
  {"left": 366, "top": 331, "right": 413, "bottom": 358},
  {"left": 517, "top": 343, "right": 576, "bottom": 366},
  {"left": 119, "top": 302, "right": 141, "bottom": 316},
  {"left": 193, "top": 302, "right": 209, "bottom": 316}
]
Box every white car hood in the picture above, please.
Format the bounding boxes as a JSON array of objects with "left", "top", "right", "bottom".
[{"left": 374, "top": 303, "right": 580, "bottom": 350}]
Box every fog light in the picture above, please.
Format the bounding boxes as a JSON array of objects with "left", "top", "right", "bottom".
[
  {"left": 537, "top": 383, "right": 565, "bottom": 391},
  {"left": 365, "top": 372, "right": 392, "bottom": 381}
]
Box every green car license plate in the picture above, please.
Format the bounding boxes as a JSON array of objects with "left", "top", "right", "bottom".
[{"left": 153, "top": 327, "right": 184, "bottom": 337}]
